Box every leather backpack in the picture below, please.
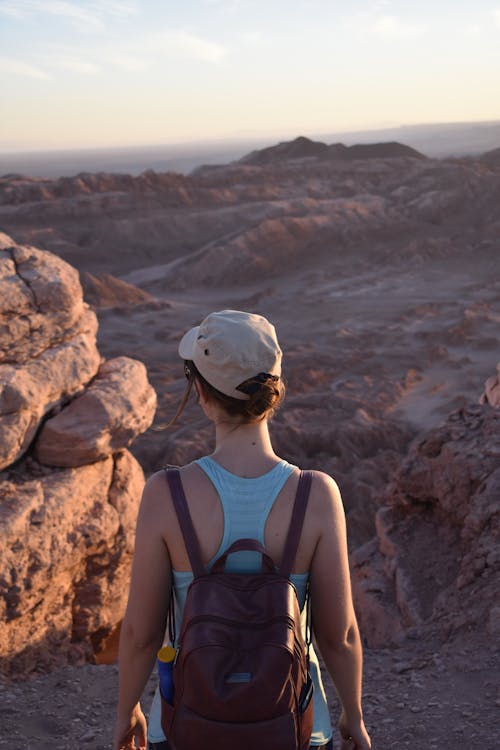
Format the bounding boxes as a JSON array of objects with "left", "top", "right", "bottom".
[{"left": 161, "top": 468, "right": 314, "bottom": 750}]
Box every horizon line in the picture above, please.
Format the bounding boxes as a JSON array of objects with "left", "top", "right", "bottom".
[{"left": 2, "top": 118, "right": 500, "bottom": 157}]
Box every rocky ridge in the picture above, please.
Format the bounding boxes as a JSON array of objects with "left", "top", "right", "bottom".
[
  {"left": 239, "top": 136, "right": 426, "bottom": 165},
  {"left": 0, "top": 234, "right": 156, "bottom": 676},
  {"left": 351, "top": 403, "right": 500, "bottom": 647},
  {"left": 1, "top": 138, "right": 498, "bottom": 287}
]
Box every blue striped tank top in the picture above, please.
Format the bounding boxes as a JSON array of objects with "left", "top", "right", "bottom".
[{"left": 147, "top": 456, "right": 333, "bottom": 746}]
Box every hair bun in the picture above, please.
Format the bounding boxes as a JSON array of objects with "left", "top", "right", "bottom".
[{"left": 236, "top": 372, "right": 280, "bottom": 396}]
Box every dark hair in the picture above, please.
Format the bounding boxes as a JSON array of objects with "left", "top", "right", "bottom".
[
  {"left": 168, "top": 360, "right": 285, "bottom": 427},
  {"left": 193, "top": 362, "right": 285, "bottom": 422}
]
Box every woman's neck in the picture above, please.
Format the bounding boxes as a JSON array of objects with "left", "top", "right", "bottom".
[{"left": 211, "top": 419, "right": 280, "bottom": 477}]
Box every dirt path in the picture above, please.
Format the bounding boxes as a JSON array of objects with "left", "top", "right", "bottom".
[{"left": 1, "top": 629, "right": 498, "bottom": 749}]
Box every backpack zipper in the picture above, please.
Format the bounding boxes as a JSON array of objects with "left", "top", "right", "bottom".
[
  {"left": 176, "top": 613, "right": 299, "bottom": 661},
  {"left": 181, "top": 613, "right": 296, "bottom": 632}
]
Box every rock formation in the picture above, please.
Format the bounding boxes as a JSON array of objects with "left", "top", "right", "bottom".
[
  {"left": 35, "top": 357, "right": 157, "bottom": 467},
  {"left": 80, "top": 271, "right": 156, "bottom": 309},
  {"left": 239, "top": 136, "right": 425, "bottom": 166},
  {"left": 351, "top": 404, "right": 500, "bottom": 647},
  {"left": 0, "top": 235, "right": 156, "bottom": 676},
  {"left": 239, "top": 135, "right": 331, "bottom": 165},
  {"left": 1, "top": 138, "right": 497, "bottom": 286}
]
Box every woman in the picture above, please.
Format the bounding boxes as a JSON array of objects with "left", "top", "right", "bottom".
[{"left": 113, "top": 310, "right": 371, "bottom": 750}]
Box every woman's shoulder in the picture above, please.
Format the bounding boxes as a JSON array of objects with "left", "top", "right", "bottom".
[
  {"left": 143, "top": 461, "right": 207, "bottom": 498},
  {"left": 138, "top": 462, "right": 206, "bottom": 533},
  {"left": 146, "top": 460, "right": 200, "bottom": 480},
  {"left": 303, "top": 469, "right": 344, "bottom": 526},
  {"left": 304, "top": 468, "right": 341, "bottom": 497}
]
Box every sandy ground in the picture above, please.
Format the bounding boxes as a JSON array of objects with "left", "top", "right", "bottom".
[{"left": 1, "top": 629, "right": 498, "bottom": 750}]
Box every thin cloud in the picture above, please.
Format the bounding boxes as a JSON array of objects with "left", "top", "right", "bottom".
[
  {"left": 88, "top": 0, "right": 139, "bottom": 17},
  {"left": 0, "top": 1, "right": 139, "bottom": 29},
  {"left": 370, "top": 15, "right": 423, "bottom": 38},
  {"left": 41, "top": 53, "right": 100, "bottom": 73},
  {"left": 146, "top": 30, "right": 228, "bottom": 63},
  {"left": 342, "top": 10, "right": 424, "bottom": 39},
  {"left": 34, "top": 34, "right": 151, "bottom": 73},
  {"left": 0, "top": 27, "right": 227, "bottom": 84},
  {"left": 202, "top": 0, "right": 243, "bottom": 9},
  {"left": 0, "top": 57, "right": 51, "bottom": 79},
  {"left": 493, "top": 9, "right": 500, "bottom": 28},
  {"left": 23, "top": 28, "right": 227, "bottom": 78},
  {"left": 100, "top": 52, "right": 151, "bottom": 71},
  {"left": 240, "top": 30, "right": 271, "bottom": 47},
  {"left": 464, "top": 24, "right": 482, "bottom": 35},
  {"left": 78, "top": 29, "right": 228, "bottom": 70}
]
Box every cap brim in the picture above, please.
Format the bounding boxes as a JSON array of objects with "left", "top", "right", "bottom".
[{"left": 178, "top": 325, "right": 200, "bottom": 360}]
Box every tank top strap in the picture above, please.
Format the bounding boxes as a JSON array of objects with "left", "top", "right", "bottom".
[{"left": 194, "top": 456, "right": 296, "bottom": 568}]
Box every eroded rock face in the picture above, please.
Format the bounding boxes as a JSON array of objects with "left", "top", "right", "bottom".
[
  {"left": 0, "top": 236, "right": 101, "bottom": 470},
  {"left": 0, "top": 451, "right": 144, "bottom": 675},
  {"left": 351, "top": 405, "right": 500, "bottom": 646},
  {"left": 0, "top": 310, "right": 100, "bottom": 471},
  {"left": 0, "top": 236, "right": 156, "bottom": 676},
  {"left": 0, "top": 234, "right": 87, "bottom": 364},
  {"left": 35, "top": 357, "right": 157, "bottom": 467}
]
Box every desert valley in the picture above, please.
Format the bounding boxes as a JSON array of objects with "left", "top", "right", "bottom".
[{"left": 0, "top": 136, "right": 499, "bottom": 749}]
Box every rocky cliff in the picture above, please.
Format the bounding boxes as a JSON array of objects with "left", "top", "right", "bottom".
[
  {"left": 351, "top": 396, "right": 500, "bottom": 647},
  {"left": 0, "top": 234, "right": 156, "bottom": 676}
]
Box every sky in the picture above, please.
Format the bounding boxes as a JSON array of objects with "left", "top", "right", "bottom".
[{"left": 1, "top": 0, "right": 500, "bottom": 152}]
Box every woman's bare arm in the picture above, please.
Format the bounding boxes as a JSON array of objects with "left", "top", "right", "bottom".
[
  {"left": 309, "top": 472, "right": 371, "bottom": 750},
  {"left": 114, "top": 474, "right": 172, "bottom": 749}
]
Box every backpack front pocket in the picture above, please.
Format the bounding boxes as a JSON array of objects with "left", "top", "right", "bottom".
[{"left": 170, "top": 703, "right": 299, "bottom": 750}]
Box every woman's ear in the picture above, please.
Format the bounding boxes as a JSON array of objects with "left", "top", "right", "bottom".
[
  {"left": 195, "top": 379, "right": 211, "bottom": 416},
  {"left": 193, "top": 378, "right": 201, "bottom": 404},
  {"left": 195, "top": 379, "right": 227, "bottom": 423}
]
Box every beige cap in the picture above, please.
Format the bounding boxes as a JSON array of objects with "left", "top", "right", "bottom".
[{"left": 178, "top": 310, "right": 282, "bottom": 400}]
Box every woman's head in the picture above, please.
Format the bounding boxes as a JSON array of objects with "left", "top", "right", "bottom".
[{"left": 177, "top": 310, "right": 285, "bottom": 424}]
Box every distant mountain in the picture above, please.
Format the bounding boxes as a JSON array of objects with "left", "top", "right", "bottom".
[
  {"left": 331, "top": 141, "right": 426, "bottom": 160},
  {"left": 239, "top": 136, "right": 330, "bottom": 165},
  {"left": 239, "top": 136, "right": 426, "bottom": 165},
  {"left": 319, "top": 120, "right": 500, "bottom": 159},
  {"left": 1, "top": 120, "right": 498, "bottom": 179},
  {"left": 480, "top": 146, "right": 500, "bottom": 164}
]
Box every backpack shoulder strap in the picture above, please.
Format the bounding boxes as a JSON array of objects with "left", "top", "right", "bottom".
[
  {"left": 279, "top": 470, "right": 313, "bottom": 578},
  {"left": 164, "top": 467, "right": 205, "bottom": 578}
]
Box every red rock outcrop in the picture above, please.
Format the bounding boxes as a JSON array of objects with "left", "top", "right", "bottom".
[
  {"left": 0, "top": 452, "right": 144, "bottom": 674},
  {"left": 35, "top": 357, "right": 157, "bottom": 467},
  {"left": 80, "top": 271, "right": 156, "bottom": 309},
  {"left": 351, "top": 404, "right": 500, "bottom": 646},
  {"left": 0, "top": 234, "right": 101, "bottom": 470},
  {"left": 0, "top": 170, "right": 196, "bottom": 207},
  {"left": 0, "top": 235, "right": 156, "bottom": 676},
  {"left": 0, "top": 233, "right": 88, "bottom": 363}
]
